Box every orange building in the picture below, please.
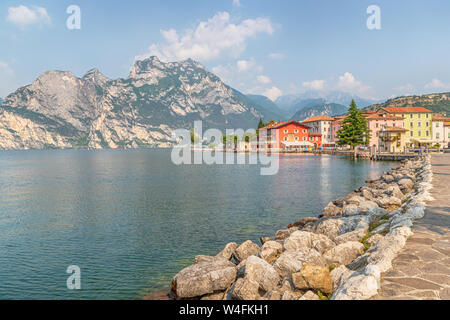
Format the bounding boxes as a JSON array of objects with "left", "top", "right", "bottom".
[{"left": 258, "top": 120, "right": 322, "bottom": 151}]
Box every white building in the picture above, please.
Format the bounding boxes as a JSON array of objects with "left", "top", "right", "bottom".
[
  {"left": 301, "top": 116, "right": 334, "bottom": 147},
  {"left": 432, "top": 114, "right": 450, "bottom": 147}
]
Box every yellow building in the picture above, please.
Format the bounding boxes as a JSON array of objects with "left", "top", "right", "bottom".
[
  {"left": 378, "top": 126, "right": 407, "bottom": 153},
  {"left": 382, "top": 107, "right": 433, "bottom": 148}
]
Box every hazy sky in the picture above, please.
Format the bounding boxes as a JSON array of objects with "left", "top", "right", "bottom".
[{"left": 1, "top": 0, "right": 450, "bottom": 101}]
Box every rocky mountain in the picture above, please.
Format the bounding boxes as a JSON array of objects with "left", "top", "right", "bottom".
[
  {"left": 246, "top": 94, "right": 289, "bottom": 120},
  {"left": 0, "top": 56, "right": 266, "bottom": 150},
  {"left": 363, "top": 92, "right": 450, "bottom": 115},
  {"left": 290, "top": 103, "right": 348, "bottom": 121}
]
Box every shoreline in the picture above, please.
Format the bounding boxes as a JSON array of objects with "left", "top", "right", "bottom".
[{"left": 151, "top": 155, "right": 433, "bottom": 300}]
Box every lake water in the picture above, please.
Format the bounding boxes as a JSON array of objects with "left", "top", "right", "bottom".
[{"left": 0, "top": 149, "right": 397, "bottom": 299}]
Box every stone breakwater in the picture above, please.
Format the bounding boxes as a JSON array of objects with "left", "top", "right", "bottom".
[{"left": 169, "top": 156, "right": 433, "bottom": 300}]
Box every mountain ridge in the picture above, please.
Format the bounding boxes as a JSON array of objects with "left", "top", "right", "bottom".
[{"left": 0, "top": 56, "right": 266, "bottom": 150}]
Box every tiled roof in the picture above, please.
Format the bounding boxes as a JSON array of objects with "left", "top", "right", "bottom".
[
  {"left": 301, "top": 116, "right": 334, "bottom": 123},
  {"left": 432, "top": 114, "right": 450, "bottom": 121},
  {"left": 383, "top": 107, "right": 433, "bottom": 113},
  {"left": 259, "top": 120, "right": 308, "bottom": 130}
]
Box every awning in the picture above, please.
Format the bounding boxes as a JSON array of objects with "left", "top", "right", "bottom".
[{"left": 281, "top": 141, "right": 315, "bottom": 147}]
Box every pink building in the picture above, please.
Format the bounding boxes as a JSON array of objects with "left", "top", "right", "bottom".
[{"left": 364, "top": 112, "right": 404, "bottom": 150}]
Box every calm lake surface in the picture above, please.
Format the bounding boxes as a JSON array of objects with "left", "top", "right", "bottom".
[{"left": 0, "top": 149, "right": 397, "bottom": 299}]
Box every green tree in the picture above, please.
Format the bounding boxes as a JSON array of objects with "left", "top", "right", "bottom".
[
  {"left": 337, "top": 100, "right": 370, "bottom": 158},
  {"left": 258, "top": 118, "right": 265, "bottom": 129},
  {"left": 190, "top": 129, "right": 200, "bottom": 144}
]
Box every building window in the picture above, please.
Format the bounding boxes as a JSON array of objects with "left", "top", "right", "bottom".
[
  {"left": 410, "top": 122, "right": 413, "bottom": 127},
  {"left": 309, "top": 137, "right": 313, "bottom": 141},
  {"left": 426, "top": 131, "right": 429, "bottom": 136},
  {"left": 418, "top": 131, "right": 421, "bottom": 137},
  {"left": 376, "top": 123, "right": 379, "bottom": 128},
  {"left": 410, "top": 114, "right": 413, "bottom": 118},
  {"left": 295, "top": 137, "right": 299, "bottom": 141},
  {"left": 284, "top": 129, "right": 288, "bottom": 134},
  {"left": 303, "top": 129, "right": 307, "bottom": 133},
  {"left": 410, "top": 131, "right": 413, "bottom": 136},
  {"left": 426, "top": 122, "right": 429, "bottom": 127},
  {"left": 436, "top": 122, "right": 440, "bottom": 127},
  {"left": 303, "top": 137, "right": 306, "bottom": 141},
  {"left": 418, "top": 114, "right": 421, "bottom": 118},
  {"left": 418, "top": 122, "right": 421, "bottom": 127},
  {"left": 426, "top": 114, "right": 429, "bottom": 118},
  {"left": 437, "top": 132, "right": 440, "bottom": 139},
  {"left": 315, "top": 137, "right": 318, "bottom": 141},
  {"left": 284, "top": 137, "right": 288, "bottom": 141},
  {"left": 294, "top": 129, "right": 299, "bottom": 133}
]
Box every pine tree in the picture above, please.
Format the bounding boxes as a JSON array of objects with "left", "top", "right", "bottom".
[
  {"left": 258, "top": 118, "right": 265, "bottom": 129},
  {"left": 337, "top": 100, "right": 370, "bottom": 158}
]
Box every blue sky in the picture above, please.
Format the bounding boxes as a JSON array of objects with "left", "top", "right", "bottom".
[{"left": 1, "top": 0, "right": 450, "bottom": 102}]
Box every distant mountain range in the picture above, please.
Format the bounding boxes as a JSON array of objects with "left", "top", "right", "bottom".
[
  {"left": 0, "top": 57, "right": 272, "bottom": 150},
  {"left": 290, "top": 103, "right": 349, "bottom": 121},
  {"left": 363, "top": 92, "right": 450, "bottom": 115},
  {"left": 244, "top": 91, "right": 378, "bottom": 122}
]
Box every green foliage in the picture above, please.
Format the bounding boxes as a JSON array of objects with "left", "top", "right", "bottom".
[
  {"left": 190, "top": 129, "right": 200, "bottom": 144},
  {"left": 317, "top": 290, "right": 330, "bottom": 300},
  {"left": 258, "top": 118, "right": 265, "bottom": 129},
  {"left": 337, "top": 100, "right": 371, "bottom": 148}
]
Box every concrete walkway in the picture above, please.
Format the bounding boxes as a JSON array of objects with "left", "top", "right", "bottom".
[{"left": 375, "top": 154, "right": 450, "bottom": 300}]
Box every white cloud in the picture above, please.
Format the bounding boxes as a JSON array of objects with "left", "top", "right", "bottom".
[
  {"left": 302, "top": 79, "right": 325, "bottom": 91},
  {"left": 257, "top": 75, "right": 271, "bottom": 84},
  {"left": 232, "top": 0, "right": 242, "bottom": 7},
  {"left": 237, "top": 59, "right": 255, "bottom": 72},
  {"left": 136, "top": 11, "right": 274, "bottom": 62},
  {"left": 263, "top": 86, "right": 283, "bottom": 101},
  {"left": 268, "top": 53, "right": 284, "bottom": 60},
  {"left": 337, "top": 72, "right": 372, "bottom": 96},
  {"left": 424, "top": 78, "right": 450, "bottom": 90},
  {"left": 7, "top": 5, "right": 51, "bottom": 27}
]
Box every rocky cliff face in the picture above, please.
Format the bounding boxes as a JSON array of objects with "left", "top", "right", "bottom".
[{"left": 0, "top": 56, "right": 263, "bottom": 150}]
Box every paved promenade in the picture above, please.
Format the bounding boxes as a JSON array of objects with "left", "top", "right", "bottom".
[{"left": 375, "top": 154, "right": 450, "bottom": 300}]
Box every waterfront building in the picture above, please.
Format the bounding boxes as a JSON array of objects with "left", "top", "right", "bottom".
[
  {"left": 258, "top": 120, "right": 320, "bottom": 151},
  {"left": 445, "top": 120, "right": 450, "bottom": 148},
  {"left": 301, "top": 116, "right": 335, "bottom": 147},
  {"left": 378, "top": 126, "right": 407, "bottom": 153},
  {"left": 364, "top": 112, "right": 404, "bottom": 150},
  {"left": 381, "top": 107, "right": 433, "bottom": 148},
  {"left": 432, "top": 114, "right": 450, "bottom": 147}
]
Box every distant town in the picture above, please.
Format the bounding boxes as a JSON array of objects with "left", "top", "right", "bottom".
[{"left": 250, "top": 105, "right": 449, "bottom": 154}]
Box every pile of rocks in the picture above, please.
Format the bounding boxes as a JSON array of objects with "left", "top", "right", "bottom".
[{"left": 170, "top": 156, "right": 433, "bottom": 300}]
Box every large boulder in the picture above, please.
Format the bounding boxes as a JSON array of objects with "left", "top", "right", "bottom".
[
  {"left": 275, "top": 228, "right": 296, "bottom": 240},
  {"left": 330, "top": 265, "right": 355, "bottom": 291},
  {"left": 273, "top": 248, "right": 327, "bottom": 278},
  {"left": 299, "top": 290, "right": 320, "bottom": 300},
  {"left": 288, "top": 217, "right": 318, "bottom": 229},
  {"left": 244, "top": 256, "right": 281, "bottom": 292},
  {"left": 229, "top": 277, "right": 260, "bottom": 300},
  {"left": 315, "top": 218, "right": 344, "bottom": 240},
  {"left": 323, "top": 241, "right": 364, "bottom": 267},
  {"left": 216, "top": 242, "right": 238, "bottom": 260},
  {"left": 292, "top": 264, "right": 333, "bottom": 294},
  {"left": 321, "top": 202, "right": 342, "bottom": 217},
  {"left": 331, "top": 273, "right": 379, "bottom": 300},
  {"left": 283, "top": 231, "right": 335, "bottom": 254},
  {"left": 398, "top": 178, "right": 414, "bottom": 192},
  {"left": 259, "top": 241, "right": 283, "bottom": 263},
  {"left": 172, "top": 258, "right": 237, "bottom": 298},
  {"left": 233, "top": 240, "right": 260, "bottom": 263},
  {"left": 377, "top": 196, "right": 402, "bottom": 212},
  {"left": 315, "top": 216, "right": 370, "bottom": 240},
  {"left": 333, "top": 229, "right": 367, "bottom": 245},
  {"left": 384, "top": 185, "right": 404, "bottom": 200}
]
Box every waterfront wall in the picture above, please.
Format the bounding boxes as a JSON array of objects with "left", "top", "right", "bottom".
[{"left": 167, "top": 156, "right": 432, "bottom": 300}]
